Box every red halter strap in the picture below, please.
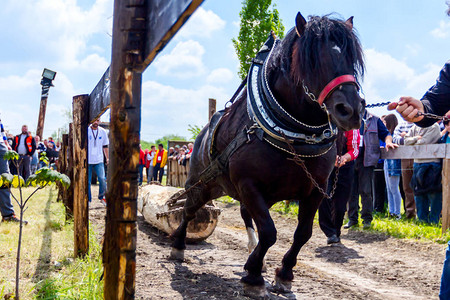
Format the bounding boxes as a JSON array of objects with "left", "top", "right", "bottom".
[{"left": 317, "top": 75, "right": 358, "bottom": 106}]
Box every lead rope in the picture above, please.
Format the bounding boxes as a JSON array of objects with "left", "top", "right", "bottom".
[
  {"left": 280, "top": 131, "right": 341, "bottom": 199},
  {"left": 365, "top": 101, "right": 449, "bottom": 122}
]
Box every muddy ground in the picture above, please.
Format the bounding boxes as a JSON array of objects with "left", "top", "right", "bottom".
[{"left": 89, "top": 196, "right": 446, "bottom": 299}]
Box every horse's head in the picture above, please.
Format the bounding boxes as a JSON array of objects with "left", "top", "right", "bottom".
[{"left": 289, "top": 12, "right": 365, "bottom": 131}]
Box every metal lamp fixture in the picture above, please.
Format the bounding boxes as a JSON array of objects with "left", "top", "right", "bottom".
[{"left": 42, "top": 68, "right": 57, "bottom": 81}]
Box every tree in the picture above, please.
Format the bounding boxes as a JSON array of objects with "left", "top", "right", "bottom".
[
  {"left": 187, "top": 124, "right": 202, "bottom": 140},
  {"left": 232, "top": 0, "right": 285, "bottom": 80},
  {"left": 1, "top": 150, "right": 70, "bottom": 300},
  {"left": 155, "top": 134, "right": 187, "bottom": 149}
]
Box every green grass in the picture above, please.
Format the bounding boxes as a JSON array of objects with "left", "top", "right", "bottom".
[
  {"left": 33, "top": 226, "right": 104, "bottom": 299},
  {"left": 0, "top": 186, "right": 104, "bottom": 299}
]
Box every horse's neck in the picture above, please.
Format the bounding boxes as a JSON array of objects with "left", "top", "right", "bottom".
[{"left": 269, "top": 66, "right": 329, "bottom": 126}]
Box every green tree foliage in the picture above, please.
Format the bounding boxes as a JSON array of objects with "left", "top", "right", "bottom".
[
  {"left": 155, "top": 134, "right": 187, "bottom": 149},
  {"left": 187, "top": 124, "right": 203, "bottom": 140},
  {"left": 232, "top": 0, "right": 285, "bottom": 80}
]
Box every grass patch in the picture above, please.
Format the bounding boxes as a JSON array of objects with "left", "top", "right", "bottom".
[
  {"left": 33, "top": 226, "right": 103, "bottom": 299},
  {"left": 0, "top": 186, "right": 104, "bottom": 299}
]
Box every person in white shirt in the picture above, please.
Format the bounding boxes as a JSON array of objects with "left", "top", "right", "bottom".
[{"left": 88, "top": 119, "right": 109, "bottom": 205}]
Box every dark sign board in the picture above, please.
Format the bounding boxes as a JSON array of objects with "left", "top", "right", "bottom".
[
  {"left": 89, "top": 66, "right": 110, "bottom": 123},
  {"left": 139, "top": 0, "right": 204, "bottom": 72}
]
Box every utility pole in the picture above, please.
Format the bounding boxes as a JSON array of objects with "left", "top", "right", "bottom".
[{"left": 36, "top": 68, "right": 56, "bottom": 139}]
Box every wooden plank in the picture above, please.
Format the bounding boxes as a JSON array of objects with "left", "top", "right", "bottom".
[
  {"left": 138, "top": 0, "right": 204, "bottom": 72},
  {"left": 443, "top": 158, "right": 450, "bottom": 233},
  {"left": 380, "top": 144, "right": 448, "bottom": 160},
  {"left": 72, "top": 95, "right": 89, "bottom": 257}
]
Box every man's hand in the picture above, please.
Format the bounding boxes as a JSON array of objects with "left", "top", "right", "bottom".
[
  {"left": 400, "top": 131, "right": 407, "bottom": 137},
  {"left": 385, "top": 141, "right": 399, "bottom": 151},
  {"left": 387, "top": 97, "right": 424, "bottom": 122},
  {"left": 335, "top": 154, "right": 350, "bottom": 167}
]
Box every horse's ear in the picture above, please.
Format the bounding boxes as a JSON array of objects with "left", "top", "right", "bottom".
[
  {"left": 295, "top": 12, "right": 307, "bottom": 37},
  {"left": 345, "top": 16, "right": 354, "bottom": 30}
]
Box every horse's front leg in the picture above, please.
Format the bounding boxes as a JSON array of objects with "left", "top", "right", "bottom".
[
  {"left": 238, "top": 182, "right": 277, "bottom": 297},
  {"left": 170, "top": 185, "right": 209, "bottom": 260},
  {"left": 274, "top": 190, "right": 323, "bottom": 292}
]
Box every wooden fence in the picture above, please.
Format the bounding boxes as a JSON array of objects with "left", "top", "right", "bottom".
[
  {"left": 167, "top": 159, "right": 190, "bottom": 188},
  {"left": 381, "top": 144, "right": 450, "bottom": 233}
]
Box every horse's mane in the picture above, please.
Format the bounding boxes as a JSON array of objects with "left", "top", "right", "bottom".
[{"left": 273, "top": 15, "right": 365, "bottom": 89}]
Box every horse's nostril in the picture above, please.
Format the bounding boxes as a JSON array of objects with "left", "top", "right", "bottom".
[{"left": 335, "top": 103, "right": 351, "bottom": 117}]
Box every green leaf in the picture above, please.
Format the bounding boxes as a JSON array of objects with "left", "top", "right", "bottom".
[
  {"left": 12, "top": 175, "right": 25, "bottom": 188},
  {"left": 26, "top": 174, "right": 38, "bottom": 187},
  {"left": 3, "top": 150, "right": 19, "bottom": 161}
]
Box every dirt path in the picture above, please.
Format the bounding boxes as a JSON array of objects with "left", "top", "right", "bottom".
[{"left": 89, "top": 198, "right": 446, "bottom": 299}]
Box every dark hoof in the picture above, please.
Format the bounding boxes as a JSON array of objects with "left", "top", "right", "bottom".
[
  {"left": 242, "top": 282, "right": 269, "bottom": 299},
  {"left": 269, "top": 276, "right": 292, "bottom": 294},
  {"left": 169, "top": 248, "right": 185, "bottom": 261}
]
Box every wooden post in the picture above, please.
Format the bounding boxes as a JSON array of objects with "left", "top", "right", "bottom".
[
  {"left": 66, "top": 124, "right": 74, "bottom": 220},
  {"left": 36, "top": 97, "right": 47, "bottom": 139},
  {"left": 57, "top": 133, "right": 68, "bottom": 202},
  {"left": 103, "top": 0, "right": 145, "bottom": 298},
  {"left": 442, "top": 156, "right": 450, "bottom": 233},
  {"left": 209, "top": 98, "right": 216, "bottom": 121},
  {"left": 72, "top": 95, "right": 89, "bottom": 257}
]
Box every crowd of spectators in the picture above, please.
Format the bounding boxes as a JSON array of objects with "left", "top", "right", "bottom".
[
  {"left": 2, "top": 124, "right": 61, "bottom": 181},
  {"left": 138, "top": 142, "right": 194, "bottom": 185}
]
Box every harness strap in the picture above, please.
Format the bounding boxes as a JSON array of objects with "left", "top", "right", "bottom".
[{"left": 199, "top": 127, "right": 251, "bottom": 184}]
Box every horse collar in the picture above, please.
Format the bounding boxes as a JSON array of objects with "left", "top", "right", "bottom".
[{"left": 246, "top": 34, "right": 337, "bottom": 149}]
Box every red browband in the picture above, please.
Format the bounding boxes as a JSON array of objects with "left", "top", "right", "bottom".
[{"left": 317, "top": 75, "right": 358, "bottom": 106}]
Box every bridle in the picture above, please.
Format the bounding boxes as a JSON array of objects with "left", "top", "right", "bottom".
[{"left": 302, "top": 74, "right": 359, "bottom": 107}]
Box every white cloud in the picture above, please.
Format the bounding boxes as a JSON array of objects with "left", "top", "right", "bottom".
[
  {"left": 178, "top": 7, "right": 226, "bottom": 38},
  {"left": 152, "top": 40, "right": 206, "bottom": 78},
  {"left": 141, "top": 80, "right": 231, "bottom": 139},
  {"left": 5, "top": 0, "right": 113, "bottom": 71},
  {"left": 361, "top": 48, "right": 441, "bottom": 117},
  {"left": 431, "top": 20, "right": 450, "bottom": 38},
  {"left": 206, "top": 68, "right": 234, "bottom": 84}
]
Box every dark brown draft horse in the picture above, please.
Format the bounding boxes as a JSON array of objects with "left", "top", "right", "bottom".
[{"left": 170, "top": 12, "right": 364, "bottom": 297}]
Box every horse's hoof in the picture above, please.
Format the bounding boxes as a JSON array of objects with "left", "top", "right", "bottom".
[
  {"left": 242, "top": 282, "right": 269, "bottom": 299},
  {"left": 269, "top": 276, "right": 292, "bottom": 294},
  {"left": 169, "top": 248, "right": 185, "bottom": 261}
]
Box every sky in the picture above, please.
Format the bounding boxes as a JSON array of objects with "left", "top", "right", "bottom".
[{"left": 0, "top": 0, "right": 449, "bottom": 143}]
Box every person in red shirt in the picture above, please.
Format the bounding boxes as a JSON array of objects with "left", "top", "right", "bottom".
[
  {"left": 138, "top": 144, "right": 146, "bottom": 185},
  {"left": 152, "top": 144, "right": 168, "bottom": 183},
  {"left": 318, "top": 129, "right": 360, "bottom": 244}
]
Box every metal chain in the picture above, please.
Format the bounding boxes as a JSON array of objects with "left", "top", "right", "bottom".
[
  {"left": 365, "top": 101, "right": 449, "bottom": 122},
  {"left": 281, "top": 132, "right": 340, "bottom": 199}
]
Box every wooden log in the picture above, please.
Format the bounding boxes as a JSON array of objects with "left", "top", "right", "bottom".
[
  {"left": 443, "top": 158, "right": 450, "bottom": 234},
  {"left": 137, "top": 185, "right": 220, "bottom": 242},
  {"left": 72, "top": 95, "right": 89, "bottom": 257},
  {"left": 89, "top": 66, "right": 111, "bottom": 123},
  {"left": 208, "top": 98, "right": 216, "bottom": 121}
]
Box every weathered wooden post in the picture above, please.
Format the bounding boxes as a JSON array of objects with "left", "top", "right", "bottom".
[
  {"left": 66, "top": 124, "right": 74, "bottom": 220},
  {"left": 209, "top": 98, "right": 216, "bottom": 121},
  {"left": 72, "top": 95, "right": 89, "bottom": 257},
  {"left": 102, "top": 0, "right": 205, "bottom": 298},
  {"left": 103, "top": 1, "right": 144, "bottom": 298},
  {"left": 36, "top": 68, "right": 57, "bottom": 139},
  {"left": 442, "top": 145, "right": 450, "bottom": 233}
]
